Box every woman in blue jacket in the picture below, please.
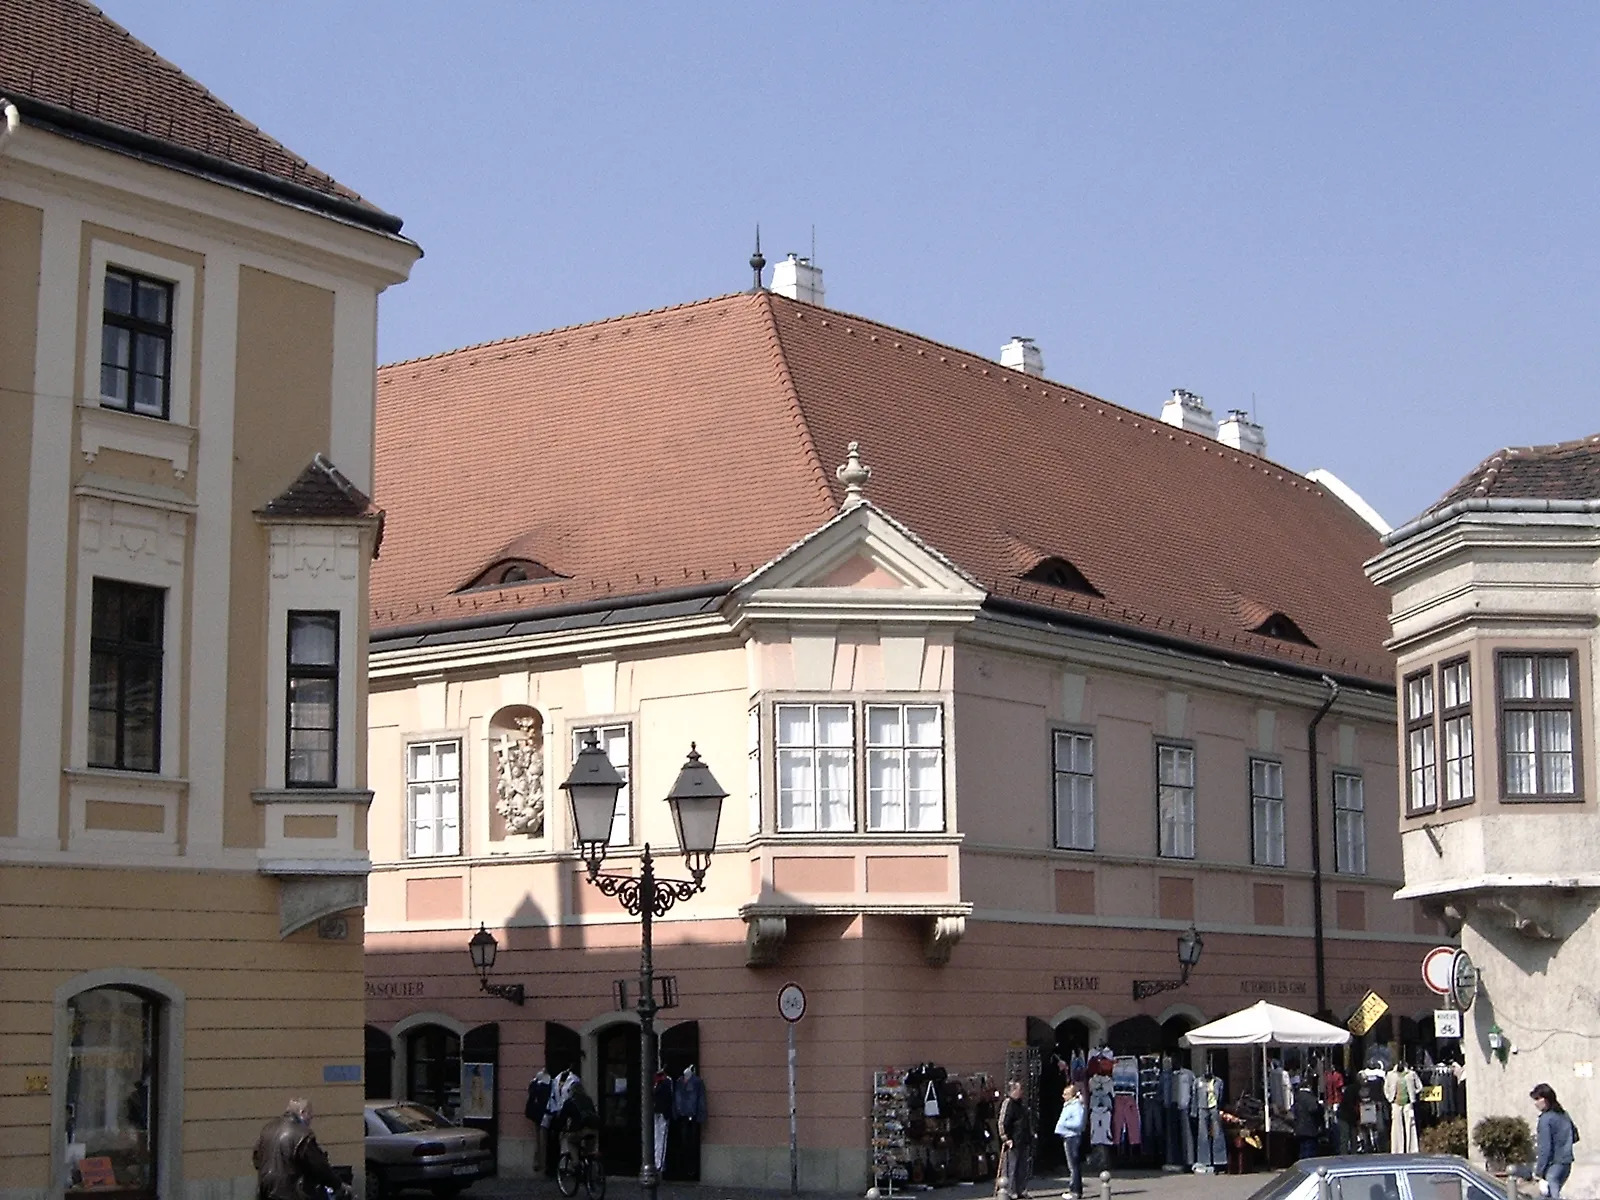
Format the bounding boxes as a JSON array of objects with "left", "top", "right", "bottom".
[
  {"left": 1054, "top": 1084, "right": 1086, "bottom": 1200},
  {"left": 1531, "top": 1083, "right": 1577, "bottom": 1200}
]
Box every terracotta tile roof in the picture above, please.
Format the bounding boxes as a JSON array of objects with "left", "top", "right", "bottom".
[
  {"left": 258, "top": 454, "right": 379, "bottom": 521},
  {"left": 0, "top": 0, "right": 400, "bottom": 231},
  {"left": 373, "top": 292, "right": 1395, "bottom": 684},
  {"left": 1424, "top": 433, "right": 1600, "bottom": 514}
]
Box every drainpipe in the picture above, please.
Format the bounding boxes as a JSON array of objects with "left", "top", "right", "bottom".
[
  {"left": 0, "top": 99, "right": 19, "bottom": 156},
  {"left": 1307, "top": 674, "right": 1341, "bottom": 1018}
]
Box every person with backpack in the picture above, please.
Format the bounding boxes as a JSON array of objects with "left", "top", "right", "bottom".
[
  {"left": 1531, "top": 1083, "right": 1579, "bottom": 1200},
  {"left": 1053, "top": 1083, "right": 1086, "bottom": 1200},
  {"left": 559, "top": 1080, "right": 600, "bottom": 1165}
]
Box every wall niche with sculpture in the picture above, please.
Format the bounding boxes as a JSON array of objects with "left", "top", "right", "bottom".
[{"left": 490, "top": 705, "right": 547, "bottom": 842}]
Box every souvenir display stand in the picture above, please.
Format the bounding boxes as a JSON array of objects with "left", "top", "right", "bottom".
[{"left": 871, "top": 1065, "right": 1002, "bottom": 1189}]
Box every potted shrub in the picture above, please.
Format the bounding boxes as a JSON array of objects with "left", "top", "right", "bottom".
[
  {"left": 1422, "top": 1118, "right": 1469, "bottom": 1158},
  {"left": 1472, "top": 1115, "right": 1533, "bottom": 1174}
]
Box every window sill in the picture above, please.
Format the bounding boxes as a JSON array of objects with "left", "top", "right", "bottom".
[
  {"left": 66, "top": 767, "right": 188, "bottom": 791},
  {"left": 252, "top": 788, "right": 374, "bottom": 806},
  {"left": 1498, "top": 794, "right": 1585, "bottom": 804},
  {"left": 80, "top": 403, "right": 195, "bottom": 479},
  {"left": 750, "top": 831, "right": 962, "bottom": 846}
]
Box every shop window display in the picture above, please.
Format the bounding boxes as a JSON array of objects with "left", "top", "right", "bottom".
[
  {"left": 63, "top": 987, "right": 158, "bottom": 1198},
  {"left": 872, "top": 1064, "right": 1002, "bottom": 1189}
]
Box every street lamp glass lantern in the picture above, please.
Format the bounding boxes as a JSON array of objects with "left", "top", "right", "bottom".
[
  {"left": 562, "top": 731, "right": 626, "bottom": 850},
  {"left": 665, "top": 743, "right": 728, "bottom": 859},
  {"left": 469, "top": 923, "right": 498, "bottom": 974},
  {"left": 1177, "top": 925, "right": 1203, "bottom": 975}
]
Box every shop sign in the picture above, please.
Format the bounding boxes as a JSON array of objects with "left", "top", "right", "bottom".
[
  {"left": 1052, "top": 975, "right": 1100, "bottom": 992},
  {"left": 1240, "top": 979, "right": 1309, "bottom": 997},
  {"left": 1348, "top": 990, "right": 1389, "bottom": 1035},
  {"left": 322, "top": 1064, "right": 361, "bottom": 1084},
  {"left": 1420, "top": 1086, "right": 1444, "bottom": 1103},
  {"left": 1434, "top": 1009, "right": 1462, "bottom": 1039},
  {"left": 365, "top": 980, "right": 426, "bottom": 999}
]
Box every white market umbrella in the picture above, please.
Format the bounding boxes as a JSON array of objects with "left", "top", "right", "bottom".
[{"left": 1180, "top": 1001, "right": 1351, "bottom": 1121}]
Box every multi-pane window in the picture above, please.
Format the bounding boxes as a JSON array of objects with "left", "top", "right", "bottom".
[
  {"left": 1251, "top": 758, "right": 1286, "bottom": 867},
  {"left": 63, "top": 988, "right": 159, "bottom": 1196},
  {"left": 1333, "top": 772, "right": 1367, "bottom": 874},
  {"left": 1500, "top": 652, "right": 1580, "bottom": 799},
  {"left": 572, "top": 725, "right": 631, "bottom": 845},
  {"left": 1404, "top": 670, "right": 1437, "bottom": 814},
  {"left": 1053, "top": 730, "right": 1095, "bottom": 850},
  {"left": 1440, "top": 658, "right": 1474, "bottom": 806},
  {"left": 286, "top": 612, "right": 339, "bottom": 786},
  {"left": 867, "top": 704, "right": 945, "bottom": 832},
  {"left": 407, "top": 740, "right": 461, "bottom": 857},
  {"left": 776, "top": 704, "right": 855, "bottom": 832},
  {"left": 1157, "top": 744, "right": 1196, "bottom": 859},
  {"left": 88, "top": 579, "right": 163, "bottom": 772},
  {"left": 100, "top": 268, "right": 174, "bottom": 419}
]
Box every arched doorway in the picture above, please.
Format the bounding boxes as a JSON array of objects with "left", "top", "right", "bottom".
[
  {"left": 660, "top": 1021, "right": 701, "bottom": 1182},
  {"left": 365, "top": 1025, "right": 394, "bottom": 1100},
  {"left": 595, "top": 1023, "right": 641, "bottom": 1177}
]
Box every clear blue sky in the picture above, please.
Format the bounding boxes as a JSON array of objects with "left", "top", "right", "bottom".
[{"left": 101, "top": 2, "right": 1600, "bottom": 527}]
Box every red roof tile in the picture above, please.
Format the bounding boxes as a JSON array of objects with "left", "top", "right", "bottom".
[
  {"left": 1425, "top": 433, "right": 1600, "bottom": 514},
  {"left": 373, "top": 292, "right": 1395, "bottom": 684},
  {"left": 0, "top": 0, "right": 400, "bottom": 231}
]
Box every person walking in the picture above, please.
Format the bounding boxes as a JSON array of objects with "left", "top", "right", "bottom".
[
  {"left": 1531, "top": 1083, "right": 1578, "bottom": 1200},
  {"left": 1053, "top": 1083, "right": 1086, "bottom": 1199},
  {"left": 998, "top": 1080, "right": 1035, "bottom": 1199},
  {"left": 1291, "top": 1076, "right": 1324, "bottom": 1162},
  {"left": 252, "top": 1099, "right": 348, "bottom": 1200}
]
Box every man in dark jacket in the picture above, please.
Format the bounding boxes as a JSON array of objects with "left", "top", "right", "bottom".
[
  {"left": 253, "top": 1099, "right": 348, "bottom": 1200},
  {"left": 1291, "top": 1078, "right": 1324, "bottom": 1161},
  {"left": 999, "top": 1081, "right": 1034, "bottom": 1199}
]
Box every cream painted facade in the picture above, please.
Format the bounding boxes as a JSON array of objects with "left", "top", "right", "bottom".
[
  {"left": 1368, "top": 502, "right": 1600, "bottom": 1193},
  {"left": 366, "top": 503, "right": 1439, "bottom": 1190},
  {"left": 0, "top": 103, "right": 417, "bottom": 1200}
]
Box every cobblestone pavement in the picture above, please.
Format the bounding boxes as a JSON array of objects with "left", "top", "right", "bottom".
[{"left": 468, "top": 1165, "right": 1268, "bottom": 1200}]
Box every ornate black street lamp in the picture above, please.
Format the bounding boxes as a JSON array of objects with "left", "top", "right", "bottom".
[
  {"left": 1131, "top": 924, "right": 1204, "bottom": 1001},
  {"left": 561, "top": 734, "right": 727, "bottom": 1200},
  {"left": 467, "top": 923, "right": 526, "bottom": 1006}
]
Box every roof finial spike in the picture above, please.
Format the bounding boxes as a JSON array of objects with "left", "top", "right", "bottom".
[
  {"left": 750, "top": 224, "right": 766, "bottom": 292},
  {"left": 836, "top": 440, "right": 872, "bottom": 509}
]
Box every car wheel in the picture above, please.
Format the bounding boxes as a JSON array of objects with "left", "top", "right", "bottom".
[
  {"left": 367, "top": 1165, "right": 387, "bottom": 1200},
  {"left": 430, "top": 1186, "right": 462, "bottom": 1200}
]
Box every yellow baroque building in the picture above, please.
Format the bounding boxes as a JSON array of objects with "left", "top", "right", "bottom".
[{"left": 0, "top": 4, "right": 419, "bottom": 1200}]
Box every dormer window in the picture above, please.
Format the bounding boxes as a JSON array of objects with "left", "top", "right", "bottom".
[
  {"left": 458, "top": 558, "right": 563, "bottom": 591},
  {"left": 1021, "top": 556, "right": 1101, "bottom": 597},
  {"left": 1252, "top": 612, "right": 1315, "bottom": 647}
]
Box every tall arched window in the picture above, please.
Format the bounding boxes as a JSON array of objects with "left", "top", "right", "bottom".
[{"left": 63, "top": 987, "right": 159, "bottom": 1198}]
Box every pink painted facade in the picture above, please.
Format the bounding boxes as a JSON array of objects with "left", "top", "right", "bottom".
[{"left": 362, "top": 503, "right": 1437, "bottom": 1190}]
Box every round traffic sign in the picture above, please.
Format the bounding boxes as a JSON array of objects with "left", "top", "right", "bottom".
[
  {"left": 778, "top": 982, "right": 806, "bottom": 1023},
  {"left": 1421, "top": 946, "right": 1456, "bottom": 996}
]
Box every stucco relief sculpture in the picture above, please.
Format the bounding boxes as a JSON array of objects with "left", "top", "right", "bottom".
[{"left": 494, "top": 715, "right": 545, "bottom": 836}]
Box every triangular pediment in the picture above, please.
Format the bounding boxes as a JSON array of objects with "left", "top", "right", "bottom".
[{"left": 729, "top": 502, "right": 986, "bottom": 623}]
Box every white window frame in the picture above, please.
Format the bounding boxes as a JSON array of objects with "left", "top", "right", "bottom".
[
  {"left": 1333, "top": 771, "right": 1367, "bottom": 875},
  {"left": 1052, "top": 729, "right": 1095, "bottom": 851},
  {"left": 406, "top": 738, "right": 463, "bottom": 859},
  {"left": 1250, "top": 757, "right": 1286, "bottom": 867},
  {"left": 866, "top": 703, "right": 945, "bottom": 833},
  {"left": 775, "top": 702, "right": 856, "bottom": 833},
  {"left": 1157, "top": 743, "right": 1196, "bottom": 859},
  {"left": 571, "top": 723, "right": 632, "bottom": 847}
]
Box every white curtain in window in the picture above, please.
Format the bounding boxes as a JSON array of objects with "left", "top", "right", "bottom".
[
  {"left": 408, "top": 741, "right": 461, "bottom": 857},
  {"left": 1334, "top": 775, "right": 1367, "bottom": 875},
  {"left": 1053, "top": 731, "right": 1094, "bottom": 850},
  {"left": 1503, "top": 711, "right": 1537, "bottom": 796},
  {"left": 1539, "top": 710, "right": 1575, "bottom": 795},
  {"left": 1157, "top": 746, "right": 1195, "bottom": 858},
  {"left": 1443, "top": 716, "right": 1473, "bottom": 802},
  {"left": 1252, "top": 759, "right": 1285, "bottom": 866},
  {"left": 1407, "top": 726, "right": 1437, "bottom": 811},
  {"left": 817, "top": 706, "right": 855, "bottom": 830}
]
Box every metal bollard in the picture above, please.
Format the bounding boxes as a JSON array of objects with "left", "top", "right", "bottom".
[
  {"left": 1316, "top": 1167, "right": 1331, "bottom": 1200},
  {"left": 1098, "top": 1170, "right": 1111, "bottom": 1200}
]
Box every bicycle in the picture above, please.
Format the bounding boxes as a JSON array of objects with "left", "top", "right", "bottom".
[{"left": 556, "top": 1130, "right": 606, "bottom": 1200}]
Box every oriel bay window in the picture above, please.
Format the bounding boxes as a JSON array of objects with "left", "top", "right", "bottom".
[
  {"left": 770, "top": 700, "right": 947, "bottom": 834},
  {"left": 1440, "top": 657, "right": 1474, "bottom": 806},
  {"left": 286, "top": 612, "right": 339, "bottom": 786},
  {"left": 1404, "top": 670, "right": 1437, "bottom": 814},
  {"left": 89, "top": 579, "right": 164, "bottom": 773},
  {"left": 100, "top": 268, "right": 173, "bottom": 419},
  {"left": 1499, "top": 651, "right": 1580, "bottom": 799}
]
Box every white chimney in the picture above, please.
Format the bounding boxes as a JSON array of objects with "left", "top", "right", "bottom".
[
  {"left": 1160, "top": 388, "right": 1218, "bottom": 439},
  {"left": 1218, "top": 409, "right": 1268, "bottom": 457},
  {"left": 1000, "top": 336, "right": 1044, "bottom": 377},
  {"left": 770, "top": 253, "right": 825, "bottom": 306}
]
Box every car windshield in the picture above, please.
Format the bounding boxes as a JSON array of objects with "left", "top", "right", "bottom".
[
  {"left": 374, "top": 1103, "right": 451, "bottom": 1133},
  {"left": 1245, "top": 1165, "right": 1311, "bottom": 1200}
]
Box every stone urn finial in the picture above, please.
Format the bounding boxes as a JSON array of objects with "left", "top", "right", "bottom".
[{"left": 836, "top": 441, "right": 871, "bottom": 509}]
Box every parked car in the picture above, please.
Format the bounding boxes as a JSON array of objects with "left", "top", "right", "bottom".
[
  {"left": 1247, "top": 1155, "right": 1506, "bottom": 1200},
  {"left": 364, "top": 1101, "right": 492, "bottom": 1200}
]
